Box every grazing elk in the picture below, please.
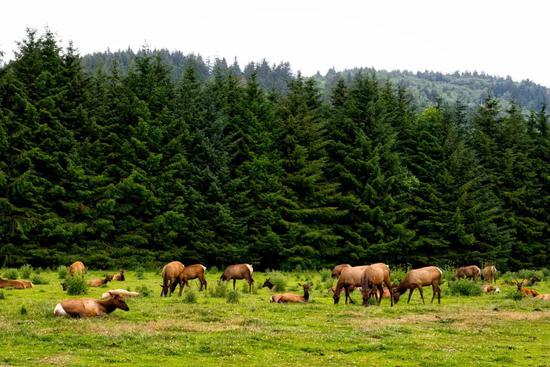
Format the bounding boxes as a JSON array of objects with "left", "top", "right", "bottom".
[
  {"left": 481, "top": 265, "right": 497, "bottom": 283},
  {"left": 516, "top": 280, "right": 539, "bottom": 297},
  {"left": 454, "top": 265, "right": 481, "bottom": 280},
  {"left": 270, "top": 283, "right": 312, "bottom": 303},
  {"left": 54, "top": 290, "right": 138, "bottom": 318},
  {"left": 331, "top": 264, "right": 351, "bottom": 278},
  {"left": 68, "top": 261, "right": 86, "bottom": 276},
  {"left": 89, "top": 275, "right": 112, "bottom": 287},
  {"left": 481, "top": 284, "right": 500, "bottom": 294},
  {"left": 392, "top": 266, "right": 443, "bottom": 304},
  {"left": 331, "top": 265, "right": 369, "bottom": 304},
  {"left": 181, "top": 264, "right": 207, "bottom": 291},
  {"left": 262, "top": 278, "right": 275, "bottom": 290},
  {"left": 535, "top": 294, "right": 550, "bottom": 301},
  {"left": 220, "top": 264, "right": 254, "bottom": 292},
  {"left": 160, "top": 261, "right": 185, "bottom": 297},
  {"left": 0, "top": 278, "right": 30, "bottom": 289},
  {"left": 112, "top": 270, "right": 125, "bottom": 281},
  {"left": 360, "top": 263, "right": 393, "bottom": 307}
]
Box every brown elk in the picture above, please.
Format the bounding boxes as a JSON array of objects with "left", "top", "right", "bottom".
[
  {"left": 481, "top": 265, "right": 497, "bottom": 283},
  {"left": 181, "top": 264, "right": 207, "bottom": 291},
  {"left": 535, "top": 294, "right": 550, "bottom": 301},
  {"left": 220, "top": 264, "right": 254, "bottom": 292},
  {"left": 0, "top": 278, "right": 29, "bottom": 289},
  {"left": 270, "top": 283, "right": 312, "bottom": 303},
  {"left": 262, "top": 278, "right": 275, "bottom": 290},
  {"left": 331, "top": 264, "right": 351, "bottom": 278},
  {"left": 481, "top": 284, "right": 500, "bottom": 294},
  {"left": 360, "top": 263, "right": 393, "bottom": 307},
  {"left": 68, "top": 261, "right": 86, "bottom": 276},
  {"left": 112, "top": 270, "right": 125, "bottom": 281},
  {"left": 160, "top": 261, "right": 185, "bottom": 297},
  {"left": 516, "top": 280, "right": 539, "bottom": 297},
  {"left": 454, "top": 265, "right": 481, "bottom": 280},
  {"left": 88, "top": 275, "right": 112, "bottom": 287},
  {"left": 331, "top": 265, "right": 369, "bottom": 304},
  {"left": 53, "top": 290, "right": 138, "bottom": 318},
  {"left": 102, "top": 289, "right": 140, "bottom": 299},
  {"left": 392, "top": 266, "right": 443, "bottom": 304}
]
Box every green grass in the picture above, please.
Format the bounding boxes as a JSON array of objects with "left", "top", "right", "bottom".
[{"left": 0, "top": 270, "right": 549, "bottom": 366}]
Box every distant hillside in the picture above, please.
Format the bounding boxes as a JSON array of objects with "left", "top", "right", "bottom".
[{"left": 82, "top": 49, "right": 550, "bottom": 111}]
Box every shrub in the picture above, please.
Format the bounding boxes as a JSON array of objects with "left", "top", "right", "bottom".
[
  {"left": 135, "top": 285, "right": 152, "bottom": 297},
  {"left": 209, "top": 266, "right": 219, "bottom": 273},
  {"left": 541, "top": 268, "right": 550, "bottom": 280},
  {"left": 209, "top": 281, "right": 227, "bottom": 298},
  {"left": 0, "top": 291, "right": 5, "bottom": 300},
  {"left": 31, "top": 275, "right": 49, "bottom": 285},
  {"left": 319, "top": 268, "right": 331, "bottom": 282},
  {"left": 241, "top": 282, "right": 251, "bottom": 294},
  {"left": 135, "top": 266, "right": 145, "bottom": 280},
  {"left": 267, "top": 272, "right": 287, "bottom": 292},
  {"left": 226, "top": 289, "right": 240, "bottom": 304},
  {"left": 448, "top": 279, "right": 482, "bottom": 296},
  {"left": 66, "top": 275, "right": 88, "bottom": 295},
  {"left": 19, "top": 264, "right": 33, "bottom": 279},
  {"left": 504, "top": 289, "right": 524, "bottom": 301},
  {"left": 20, "top": 306, "right": 28, "bottom": 315},
  {"left": 4, "top": 269, "right": 18, "bottom": 280},
  {"left": 57, "top": 266, "right": 68, "bottom": 279},
  {"left": 184, "top": 290, "right": 197, "bottom": 304}
]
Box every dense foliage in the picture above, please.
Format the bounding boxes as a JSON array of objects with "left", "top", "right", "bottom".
[{"left": 1, "top": 31, "right": 548, "bottom": 270}]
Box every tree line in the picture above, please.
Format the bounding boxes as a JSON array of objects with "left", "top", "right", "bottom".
[{"left": 0, "top": 30, "right": 548, "bottom": 270}]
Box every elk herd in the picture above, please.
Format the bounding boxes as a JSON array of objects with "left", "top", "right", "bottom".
[{"left": 1, "top": 259, "right": 548, "bottom": 318}]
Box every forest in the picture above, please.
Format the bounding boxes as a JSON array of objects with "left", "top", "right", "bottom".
[{"left": 0, "top": 30, "right": 548, "bottom": 270}]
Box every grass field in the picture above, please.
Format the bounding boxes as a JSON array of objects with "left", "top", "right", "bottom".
[{"left": 1, "top": 269, "right": 549, "bottom": 366}]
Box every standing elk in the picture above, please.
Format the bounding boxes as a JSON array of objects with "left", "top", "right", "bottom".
[
  {"left": 54, "top": 290, "right": 138, "bottom": 318},
  {"left": 181, "top": 264, "right": 207, "bottom": 291},
  {"left": 516, "top": 280, "right": 539, "bottom": 297},
  {"left": 68, "top": 261, "right": 86, "bottom": 276},
  {"left": 454, "top": 265, "right": 481, "bottom": 280},
  {"left": 220, "top": 264, "right": 254, "bottom": 292},
  {"left": 331, "top": 265, "right": 369, "bottom": 304},
  {"left": 89, "top": 275, "right": 112, "bottom": 287},
  {"left": 112, "top": 270, "right": 125, "bottom": 281},
  {"left": 160, "top": 261, "right": 185, "bottom": 297},
  {"left": 331, "top": 264, "right": 351, "bottom": 278},
  {"left": 481, "top": 265, "right": 497, "bottom": 283},
  {"left": 360, "top": 263, "right": 393, "bottom": 307},
  {"left": 270, "top": 283, "right": 312, "bottom": 303},
  {"left": 0, "top": 278, "right": 32, "bottom": 289},
  {"left": 481, "top": 284, "right": 500, "bottom": 294},
  {"left": 392, "top": 266, "right": 443, "bottom": 304}
]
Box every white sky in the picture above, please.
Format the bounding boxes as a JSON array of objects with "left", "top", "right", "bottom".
[{"left": 2, "top": 0, "right": 549, "bottom": 87}]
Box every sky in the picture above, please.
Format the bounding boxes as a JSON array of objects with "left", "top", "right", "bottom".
[{"left": 2, "top": 0, "right": 549, "bottom": 87}]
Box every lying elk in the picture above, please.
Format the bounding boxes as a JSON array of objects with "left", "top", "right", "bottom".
[
  {"left": 262, "top": 278, "right": 275, "bottom": 290},
  {"left": 481, "top": 265, "right": 497, "bottom": 283},
  {"left": 454, "top": 265, "right": 481, "bottom": 280},
  {"left": 516, "top": 280, "right": 539, "bottom": 297},
  {"left": 112, "top": 270, "right": 125, "bottom": 281},
  {"left": 360, "top": 263, "right": 393, "bottom": 307},
  {"left": 481, "top": 284, "right": 500, "bottom": 294},
  {"left": 68, "top": 261, "right": 86, "bottom": 276},
  {"left": 181, "top": 264, "right": 207, "bottom": 291},
  {"left": 331, "top": 264, "right": 351, "bottom": 278},
  {"left": 392, "top": 266, "right": 443, "bottom": 304},
  {"left": 220, "top": 264, "right": 254, "bottom": 292},
  {"left": 331, "top": 265, "right": 369, "bottom": 304},
  {"left": 0, "top": 278, "right": 33, "bottom": 289},
  {"left": 102, "top": 289, "right": 140, "bottom": 299},
  {"left": 535, "top": 294, "right": 550, "bottom": 301},
  {"left": 161, "top": 261, "right": 185, "bottom": 297},
  {"left": 54, "top": 290, "right": 139, "bottom": 318},
  {"left": 271, "top": 283, "right": 312, "bottom": 303},
  {"left": 89, "top": 275, "right": 112, "bottom": 287}
]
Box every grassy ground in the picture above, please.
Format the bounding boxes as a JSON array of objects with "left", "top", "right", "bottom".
[{"left": 0, "top": 269, "right": 549, "bottom": 366}]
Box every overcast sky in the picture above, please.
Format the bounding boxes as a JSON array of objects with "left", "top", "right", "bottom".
[{"left": 2, "top": 0, "right": 549, "bottom": 86}]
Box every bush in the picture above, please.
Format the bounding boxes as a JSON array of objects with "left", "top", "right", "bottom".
[
  {"left": 448, "top": 279, "right": 482, "bottom": 296},
  {"left": 66, "top": 275, "right": 88, "bottom": 295},
  {"left": 319, "top": 268, "right": 331, "bottom": 282},
  {"left": 541, "top": 268, "right": 550, "bottom": 280},
  {"left": 31, "top": 275, "right": 49, "bottom": 285},
  {"left": 20, "top": 306, "right": 27, "bottom": 315},
  {"left": 135, "top": 266, "right": 145, "bottom": 280},
  {"left": 4, "top": 269, "right": 18, "bottom": 280},
  {"left": 135, "top": 285, "right": 152, "bottom": 297},
  {"left": 57, "top": 266, "right": 68, "bottom": 279},
  {"left": 226, "top": 289, "right": 240, "bottom": 304},
  {"left": 0, "top": 291, "right": 5, "bottom": 300},
  {"left": 209, "top": 266, "right": 219, "bottom": 273},
  {"left": 267, "top": 271, "right": 287, "bottom": 292},
  {"left": 19, "top": 264, "right": 33, "bottom": 279},
  {"left": 209, "top": 281, "right": 227, "bottom": 298},
  {"left": 184, "top": 290, "right": 197, "bottom": 304},
  {"left": 504, "top": 289, "right": 523, "bottom": 301}
]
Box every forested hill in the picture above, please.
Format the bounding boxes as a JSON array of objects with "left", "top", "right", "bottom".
[
  {"left": 1, "top": 31, "right": 549, "bottom": 271},
  {"left": 82, "top": 49, "right": 550, "bottom": 111}
]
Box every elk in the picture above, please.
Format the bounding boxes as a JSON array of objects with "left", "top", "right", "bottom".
[
  {"left": 220, "top": 264, "right": 254, "bottom": 292},
  {"left": 68, "top": 261, "right": 86, "bottom": 276},
  {"left": 454, "top": 265, "right": 481, "bottom": 280},
  {"left": 331, "top": 264, "right": 351, "bottom": 278},
  {"left": 101, "top": 289, "right": 140, "bottom": 299},
  {"left": 262, "top": 278, "right": 275, "bottom": 290},
  {"left": 516, "top": 280, "right": 539, "bottom": 297},
  {"left": 181, "top": 264, "right": 207, "bottom": 291},
  {"left": 360, "top": 263, "right": 393, "bottom": 307},
  {"left": 112, "top": 270, "right": 125, "bottom": 281},
  {"left": 392, "top": 266, "right": 443, "bottom": 304},
  {"left": 53, "top": 290, "right": 138, "bottom": 318},
  {"left": 331, "top": 265, "right": 369, "bottom": 304},
  {"left": 481, "top": 284, "right": 500, "bottom": 294},
  {"left": 0, "top": 278, "right": 29, "bottom": 289},
  {"left": 535, "top": 294, "right": 550, "bottom": 301},
  {"left": 270, "top": 283, "right": 312, "bottom": 303},
  {"left": 481, "top": 265, "right": 497, "bottom": 283},
  {"left": 88, "top": 275, "right": 112, "bottom": 287},
  {"left": 160, "top": 261, "right": 185, "bottom": 297}
]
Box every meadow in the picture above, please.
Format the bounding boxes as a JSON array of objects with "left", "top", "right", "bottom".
[{"left": 0, "top": 268, "right": 549, "bottom": 367}]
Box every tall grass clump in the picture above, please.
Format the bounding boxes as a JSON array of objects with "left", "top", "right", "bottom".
[
  {"left": 135, "top": 285, "right": 152, "bottom": 297},
  {"left": 210, "top": 281, "right": 227, "bottom": 298},
  {"left": 19, "top": 264, "right": 33, "bottom": 279},
  {"left": 4, "top": 269, "right": 18, "bottom": 280},
  {"left": 448, "top": 279, "right": 482, "bottom": 296},
  {"left": 135, "top": 266, "right": 145, "bottom": 280},
  {"left": 184, "top": 290, "right": 197, "bottom": 304},
  {"left": 267, "top": 271, "right": 287, "bottom": 292},
  {"left": 31, "top": 274, "right": 49, "bottom": 285},
  {"left": 504, "top": 288, "right": 524, "bottom": 301},
  {"left": 57, "top": 266, "right": 68, "bottom": 279},
  {"left": 66, "top": 275, "right": 88, "bottom": 295},
  {"left": 226, "top": 289, "right": 240, "bottom": 304},
  {"left": 0, "top": 291, "right": 5, "bottom": 300},
  {"left": 319, "top": 268, "right": 331, "bottom": 282}
]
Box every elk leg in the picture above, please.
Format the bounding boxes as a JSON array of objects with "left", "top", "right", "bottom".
[
  {"left": 385, "top": 279, "right": 394, "bottom": 307},
  {"left": 407, "top": 288, "right": 414, "bottom": 304},
  {"left": 344, "top": 287, "right": 349, "bottom": 304},
  {"left": 377, "top": 285, "right": 383, "bottom": 305},
  {"left": 233, "top": 279, "right": 236, "bottom": 290},
  {"left": 418, "top": 287, "right": 425, "bottom": 304},
  {"left": 437, "top": 286, "right": 441, "bottom": 304},
  {"left": 204, "top": 279, "right": 208, "bottom": 291},
  {"left": 178, "top": 280, "right": 184, "bottom": 296},
  {"left": 431, "top": 285, "right": 436, "bottom": 304}
]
